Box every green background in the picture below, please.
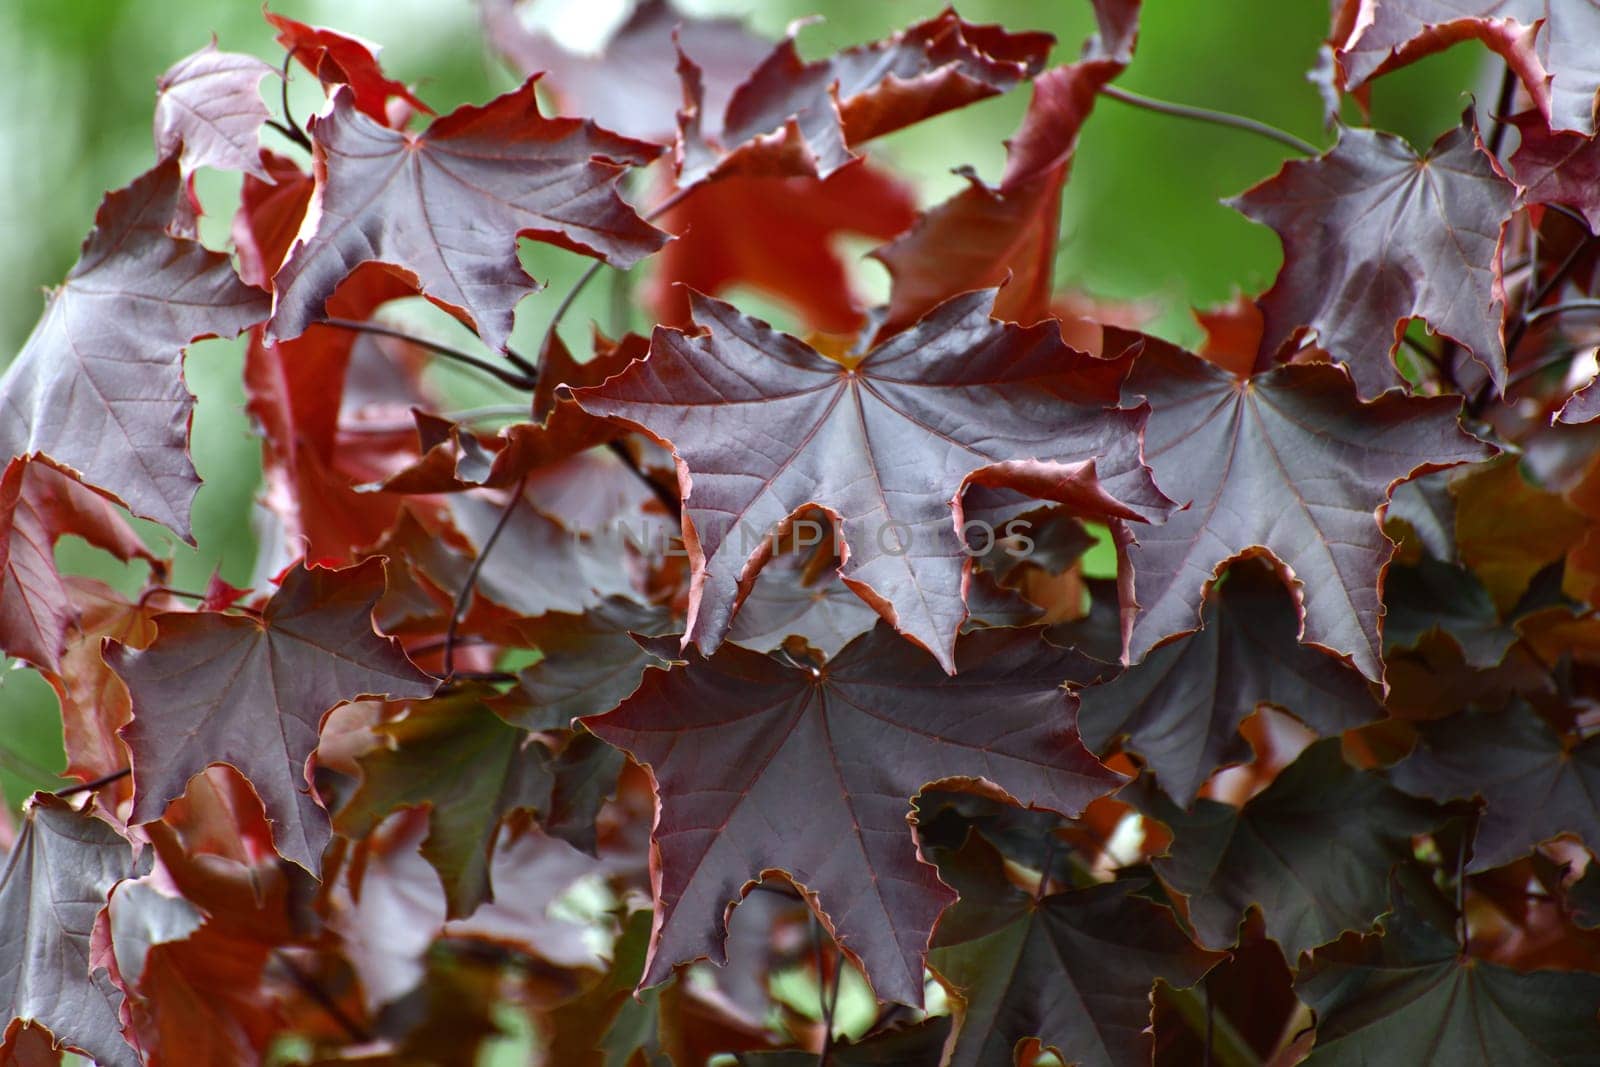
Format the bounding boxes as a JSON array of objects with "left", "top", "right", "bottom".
[{"left": 0, "top": 0, "right": 1487, "bottom": 808}]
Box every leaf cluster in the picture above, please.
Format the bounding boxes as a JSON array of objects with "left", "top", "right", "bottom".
[{"left": 8, "top": 1, "right": 1600, "bottom": 1063}]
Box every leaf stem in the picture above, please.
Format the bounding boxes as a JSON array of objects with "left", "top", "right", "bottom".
[
  {"left": 607, "top": 440, "right": 682, "bottom": 520},
  {"left": 55, "top": 768, "right": 131, "bottom": 797},
  {"left": 1098, "top": 85, "right": 1319, "bottom": 156},
  {"left": 1484, "top": 64, "right": 1518, "bottom": 159},
  {"left": 275, "top": 49, "right": 313, "bottom": 152},
  {"left": 1456, "top": 830, "right": 1469, "bottom": 958},
  {"left": 532, "top": 185, "right": 695, "bottom": 364},
  {"left": 321, "top": 317, "right": 539, "bottom": 391},
  {"left": 441, "top": 477, "right": 528, "bottom": 680}
]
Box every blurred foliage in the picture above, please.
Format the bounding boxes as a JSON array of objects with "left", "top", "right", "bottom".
[{"left": 0, "top": 0, "right": 1485, "bottom": 806}]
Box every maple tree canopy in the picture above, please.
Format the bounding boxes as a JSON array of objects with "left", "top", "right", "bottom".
[{"left": 8, "top": 0, "right": 1600, "bottom": 1063}]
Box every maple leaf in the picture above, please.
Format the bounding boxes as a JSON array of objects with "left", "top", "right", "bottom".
[
  {"left": 1296, "top": 898, "right": 1600, "bottom": 1063},
  {"left": 494, "top": 598, "right": 673, "bottom": 731},
  {"left": 576, "top": 290, "right": 1170, "bottom": 672},
  {"left": 0, "top": 796, "right": 147, "bottom": 1067},
  {"left": 1454, "top": 458, "right": 1588, "bottom": 611},
  {"left": 232, "top": 150, "right": 313, "bottom": 288},
  {"left": 107, "top": 560, "right": 436, "bottom": 874},
  {"left": 583, "top": 623, "right": 1122, "bottom": 1006},
  {"left": 336, "top": 687, "right": 551, "bottom": 918},
  {"left": 265, "top": 11, "right": 430, "bottom": 124},
  {"left": 107, "top": 878, "right": 281, "bottom": 1066},
  {"left": 1331, "top": 0, "right": 1600, "bottom": 136},
  {"left": 245, "top": 268, "right": 425, "bottom": 565},
  {"left": 1511, "top": 110, "right": 1600, "bottom": 232},
  {"left": 0, "top": 157, "right": 269, "bottom": 537},
  {"left": 0, "top": 459, "right": 153, "bottom": 672},
  {"left": 675, "top": 10, "right": 1054, "bottom": 183},
  {"left": 48, "top": 580, "right": 158, "bottom": 792},
  {"left": 480, "top": 0, "right": 771, "bottom": 145},
  {"left": 268, "top": 80, "right": 667, "bottom": 354},
  {"left": 1136, "top": 740, "right": 1442, "bottom": 961},
  {"left": 1231, "top": 114, "right": 1517, "bottom": 398},
  {"left": 737, "top": 1020, "right": 952, "bottom": 1066},
  {"left": 1078, "top": 559, "right": 1381, "bottom": 806},
  {"left": 152, "top": 41, "right": 277, "bottom": 181},
  {"left": 872, "top": 59, "right": 1120, "bottom": 339},
  {"left": 1116, "top": 331, "right": 1494, "bottom": 681},
  {"left": 650, "top": 162, "right": 917, "bottom": 335},
  {"left": 1389, "top": 702, "right": 1600, "bottom": 871},
  {"left": 928, "top": 835, "right": 1221, "bottom": 1067},
  {"left": 1382, "top": 558, "right": 1515, "bottom": 667}
]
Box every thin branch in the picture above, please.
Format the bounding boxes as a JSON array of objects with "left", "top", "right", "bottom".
[
  {"left": 1099, "top": 85, "right": 1319, "bottom": 156},
  {"left": 1035, "top": 833, "right": 1059, "bottom": 902},
  {"left": 1507, "top": 235, "right": 1599, "bottom": 356},
  {"left": 533, "top": 185, "right": 696, "bottom": 363},
  {"left": 1202, "top": 977, "right": 1214, "bottom": 1067},
  {"left": 1484, "top": 64, "right": 1518, "bottom": 159},
  {"left": 1456, "top": 830, "right": 1470, "bottom": 958},
  {"left": 607, "top": 440, "right": 682, "bottom": 520},
  {"left": 321, "top": 318, "right": 538, "bottom": 391},
  {"left": 275, "top": 49, "right": 312, "bottom": 152},
  {"left": 442, "top": 477, "right": 528, "bottom": 680},
  {"left": 1521, "top": 299, "right": 1600, "bottom": 329},
  {"left": 811, "top": 916, "right": 840, "bottom": 1064},
  {"left": 55, "top": 768, "right": 131, "bottom": 798}
]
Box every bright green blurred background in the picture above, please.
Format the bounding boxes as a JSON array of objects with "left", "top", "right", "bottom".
[{"left": 0, "top": 0, "right": 1490, "bottom": 808}]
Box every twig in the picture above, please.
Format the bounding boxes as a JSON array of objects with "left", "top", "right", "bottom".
[
  {"left": 321, "top": 318, "right": 538, "bottom": 391},
  {"left": 1520, "top": 299, "right": 1600, "bottom": 329},
  {"left": 272, "top": 950, "right": 371, "bottom": 1044},
  {"left": 811, "top": 916, "right": 841, "bottom": 1064},
  {"left": 533, "top": 185, "right": 696, "bottom": 363},
  {"left": 607, "top": 440, "right": 682, "bottom": 519},
  {"left": 56, "top": 768, "right": 131, "bottom": 797},
  {"left": 1202, "top": 977, "right": 1214, "bottom": 1067},
  {"left": 1484, "top": 64, "right": 1518, "bottom": 158},
  {"left": 1456, "top": 831, "right": 1469, "bottom": 958},
  {"left": 441, "top": 477, "right": 528, "bottom": 680},
  {"left": 1099, "top": 85, "right": 1319, "bottom": 156},
  {"left": 275, "top": 49, "right": 312, "bottom": 152},
  {"left": 1035, "top": 833, "right": 1059, "bottom": 902},
  {"left": 1507, "top": 236, "right": 1599, "bottom": 356}
]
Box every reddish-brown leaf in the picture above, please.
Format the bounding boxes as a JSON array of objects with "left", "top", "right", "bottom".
[
  {"left": 575, "top": 290, "right": 1169, "bottom": 672},
  {"left": 231, "top": 151, "right": 313, "bottom": 289},
  {"left": 47, "top": 580, "right": 159, "bottom": 796},
  {"left": 268, "top": 80, "right": 666, "bottom": 353},
  {"left": 583, "top": 624, "right": 1122, "bottom": 1006},
  {"left": 266, "top": 11, "right": 430, "bottom": 125},
  {"left": 0, "top": 158, "right": 269, "bottom": 537},
  {"left": 1331, "top": 1, "right": 1600, "bottom": 135},
  {"left": 872, "top": 60, "right": 1120, "bottom": 339},
  {"left": 1078, "top": 559, "right": 1381, "bottom": 806},
  {"left": 153, "top": 41, "right": 277, "bottom": 181},
  {"left": 0, "top": 460, "right": 153, "bottom": 672},
  {"left": 650, "top": 162, "right": 916, "bottom": 335},
  {"left": 0, "top": 796, "right": 146, "bottom": 1067},
  {"left": 1231, "top": 115, "right": 1516, "bottom": 398},
  {"left": 1511, "top": 109, "right": 1600, "bottom": 231},
  {"left": 1116, "top": 331, "right": 1493, "bottom": 681},
  {"left": 676, "top": 10, "right": 1053, "bottom": 183},
  {"left": 480, "top": 0, "right": 770, "bottom": 145},
  {"left": 107, "top": 560, "right": 435, "bottom": 873}
]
